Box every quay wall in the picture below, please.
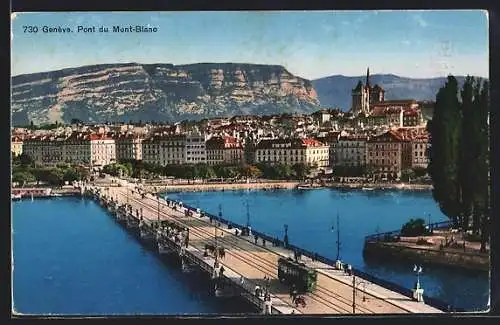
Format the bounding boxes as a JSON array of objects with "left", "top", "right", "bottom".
[
  {"left": 147, "top": 181, "right": 300, "bottom": 193},
  {"left": 363, "top": 241, "right": 489, "bottom": 272}
]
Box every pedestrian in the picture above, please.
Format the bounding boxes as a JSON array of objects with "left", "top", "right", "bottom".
[
  {"left": 254, "top": 235, "right": 258, "bottom": 245},
  {"left": 255, "top": 285, "right": 260, "bottom": 297},
  {"left": 262, "top": 239, "right": 266, "bottom": 247}
]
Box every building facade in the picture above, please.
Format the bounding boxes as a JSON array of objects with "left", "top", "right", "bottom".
[
  {"left": 23, "top": 135, "right": 66, "bottom": 167},
  {"left": 11, "top": 136, "right": 23, "bottom": 157},
  {"left": 366, "top": 130, "right": 411, "bottom": 178},
  {"left": 255, "top": 138, "right": 329, "bottom": 168},
  {"left": 115, "top": 135, "right": 143, "bottom": 161},
  {"left": 336, "top": 135, "right": 368, "bottom": 167},
  {"left": 206, "top": 135, "right": 244, "bottom": 165},
  {"left": 64, "top": 133, "right": 91, "bottom": 165},
  {"left": 185, "top": 134, "right": 207, "bottom": 164},
  {"left": 89, "top": 135, "right": 116, "bottom": 168}
]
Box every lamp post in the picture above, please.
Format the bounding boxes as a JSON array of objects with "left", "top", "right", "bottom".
[
  {"left": 246, "top": 199, "right": 251, "bottom": 235},
  {"left": 427, "top": 213, "right": 432, "bottom": 233},
  {"left": 283, "top": 224, "right": 289, "bottom": 248},
  {"left": 352, "top": 272, "right": 368, "bottom": 314},
  {"left": 412, "top": 265, "right": 424, "bottom": 302}
]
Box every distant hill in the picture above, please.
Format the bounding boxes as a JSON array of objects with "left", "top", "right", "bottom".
[
  {"left": 11, "top": 63, "right": 319, "bottom": 126},
  {"left": 312, "top": 74, "right": 476, "bottom": 111}
]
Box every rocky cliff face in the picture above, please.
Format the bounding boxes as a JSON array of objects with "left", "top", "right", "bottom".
[{"left": 11, "top": 63, "right": 319, "bottom": 125}]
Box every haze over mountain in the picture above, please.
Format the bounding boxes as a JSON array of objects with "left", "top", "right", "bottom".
[{"left": 11, "top": 62, "right": 481, "bottom": 126}]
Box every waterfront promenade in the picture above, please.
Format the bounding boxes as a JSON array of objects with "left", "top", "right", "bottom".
[{"left": 91, "top": 181, "right": 442, "bottom": 315}]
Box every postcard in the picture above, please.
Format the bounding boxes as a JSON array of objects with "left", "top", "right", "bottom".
[{"left": 10, "top": 10, "right": 490, "bottom": 316}]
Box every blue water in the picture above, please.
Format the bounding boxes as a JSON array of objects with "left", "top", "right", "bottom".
[
  {"left": 167, "top": 188, "right": 490, "bottom": 311},
  {"left": 12, "top": 197, "right": 255, "bottom": 315}
]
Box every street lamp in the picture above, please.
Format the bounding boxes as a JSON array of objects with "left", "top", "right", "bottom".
[
  {"left": 283, "top": 224, "right": 289, "bottom": 248},
  {"left": 412, "top": 265, "right": 424, "bottom": 302},
  {"left": 352, "top": 272, "right": 368, "bottom": 314},
  {"left": 246, "top": 199, "right": 251, "bottom": 235},
  {"left": 427, "top": 213, "right": 432, "bottom": 233}
]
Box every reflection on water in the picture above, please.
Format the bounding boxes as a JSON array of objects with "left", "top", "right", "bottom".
[
  {"left": 168, "top": 188, "right": 489, "bottom": 311},
  {"left": 12, "top": 198, "right": 256, "bottom": 315}
]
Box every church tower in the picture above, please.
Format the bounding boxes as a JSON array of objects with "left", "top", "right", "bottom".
[{"left": 351, "top": 67, "right": 385, "bottom": 115}]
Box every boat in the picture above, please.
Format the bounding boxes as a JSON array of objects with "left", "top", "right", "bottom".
[
  {"left": 361, "top": 187, "right": 375, "bottom": 191},
  {"left": 297, "top": 184, "right": 314, "bottom": 190},
  {"left": 12, "top": 193, "right": 22, "bottom": 201}
]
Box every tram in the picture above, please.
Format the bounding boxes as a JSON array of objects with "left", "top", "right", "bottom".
[{"left": 277, "top": 257, "right": 317, "bottom": 293}]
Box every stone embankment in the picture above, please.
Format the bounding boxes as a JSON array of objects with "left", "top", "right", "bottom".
[
  {"left": 328, "top": 182, "right": 432, "bottom": 191},
  {"left": 363, "top": 240, "right": 489, "bottom": 272},
  {"left": 147, "top": 181, "right": 300, "bottom": 193}
]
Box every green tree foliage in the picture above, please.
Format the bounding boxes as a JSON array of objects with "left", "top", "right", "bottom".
[
  {"left": 102, "top": 163, "right": 130, "bottom": 177},
  {"left": 428, "top": 76, "right": 462, "bottom": 226},
  {"left": 428, "top": 75, "right": 490, "bottom": 251},
  {"left": 401, "top": 218, "right": 428, "bottom": 237},
  {"left": 12, "top": 171, "right": 36, "bottom": 186}
]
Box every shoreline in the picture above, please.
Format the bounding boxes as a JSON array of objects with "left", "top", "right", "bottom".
[
  {"left": 147, "top": 181, "right": 432, "bottom": 193},
  {"left": 327, "top": 182, "right": 433, "bottom": 191},
  {"left": 147, "top": 181, "right": 300, "bottom": 193}
]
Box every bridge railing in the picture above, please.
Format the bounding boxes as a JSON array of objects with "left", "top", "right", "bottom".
[
  {"left": 173, "top": 200, "right": 457, "bottom": 312},
  {"left": 364, "top": 220, "right": 453, "bottom": 243}
]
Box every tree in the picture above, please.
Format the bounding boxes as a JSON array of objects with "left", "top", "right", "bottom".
[
  {"left": 292, "top": 163, "right": 310, "bottom": 179},
  {"left": 428, "top": 76, "right": 462, "bottom": 227},
  {"left": 474, "top": 80, "right": 490, "bottom": 252},
  {"left": 12, "top": 171, "right": 36, "bottom": 186},
  {"left": 243, "top": 165, "right": 262, "bottom": 179},
  {"left": 458, "top": 76, "right": 475, "bottom": 231},
  {"left": 401, "top": 218, "right": 428, "bottom": 237},
  {"left": 401, "top": 168, "right": 416, "bottom": 182}
]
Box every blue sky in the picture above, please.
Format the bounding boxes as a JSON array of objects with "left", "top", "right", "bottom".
[{"left": 11, "top": 11, "right": 488, "bottom": 79}]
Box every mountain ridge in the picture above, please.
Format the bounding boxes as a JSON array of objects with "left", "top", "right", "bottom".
[
  {"left": 11, "top": 62, "right": 485, "bottom": 125},
  {"left": 11, "top": 62, "right": 319, "bottom": 125}
]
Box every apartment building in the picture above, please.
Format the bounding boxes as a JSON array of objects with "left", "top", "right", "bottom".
[
  {"left": 206, "top": 135, "right": 244, "bottom": 165},
  {"left": 115, "top": 134, "right": 143, "bottom": 161},
  {"left": 366, "top": 130, "right": 411, "bottom": 178},
  {"left": 185, "top": 134, "right": 207, "bottom": 164},
  {"left": 11, "top": 136, "right": 23, "bottom": 157},
  {"left": 89, "top": 134, "right": 116, "bottom": 168},
  {"left": 64, "top": 132, "right": 91, "bottom": 165},
  {"left": 23, "top": 135, "right": 66, "bottom": 167},
  {"left": 255, "top": 138, "right": 329, "bottom": 168},
  {"left": 336, "top": 135, "right": 368, "bottom": 167},
  {"left": 142, "top": 134, "right": 186, "bottom": 166}
]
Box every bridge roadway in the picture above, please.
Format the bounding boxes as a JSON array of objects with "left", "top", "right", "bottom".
[{"left": 99, "top": 184, "right": 442, "bottom": 315}]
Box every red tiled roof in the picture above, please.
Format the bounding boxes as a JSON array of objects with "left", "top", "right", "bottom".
[{"left": 301, "top": 138, "right": 326, "bottom": 147}]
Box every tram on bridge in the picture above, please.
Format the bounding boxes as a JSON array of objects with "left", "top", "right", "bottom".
[{"left": 277, "top": 257, "right": 317, "bottom": 293}]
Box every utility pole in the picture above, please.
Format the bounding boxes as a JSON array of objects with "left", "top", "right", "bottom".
[
  {"left": 246, "top": 199, "right": 251, "bottom": 231},
  {"left": 216, "top": 204, "right": 222, "bottom": 248},
  {"left": 157, "top": 194, "right": 160, "bottom": 222},
  {"left": 352, "top": 274, "right": 356, "bottom": 314},
  {"left": 336, "top": 211, "right": 341, "bottom": 261}
]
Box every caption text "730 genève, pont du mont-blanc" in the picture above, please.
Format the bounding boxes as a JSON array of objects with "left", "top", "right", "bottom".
[{"left": 22, "top": 25, "right": 159, "bottom": 34}]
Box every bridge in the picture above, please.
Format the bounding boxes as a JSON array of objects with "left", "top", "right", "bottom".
[{"left": 81, "top": 180, "right": 444, "bottom": 315}]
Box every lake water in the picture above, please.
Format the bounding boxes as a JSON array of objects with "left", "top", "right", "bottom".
[
  {"left": 167, "top": 188, "right": 490, "bottom": 311},
  {"left": 12, "top": 197, "right": 255, "bottom": 315}
]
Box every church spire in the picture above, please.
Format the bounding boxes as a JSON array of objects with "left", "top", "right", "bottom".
[{"left": 366, "top": 67, "right": 371, "bottom": 88}]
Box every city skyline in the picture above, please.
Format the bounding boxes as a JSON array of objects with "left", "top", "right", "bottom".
[{"left": 11, "top": 10, "right": 489, "bottom": 79}]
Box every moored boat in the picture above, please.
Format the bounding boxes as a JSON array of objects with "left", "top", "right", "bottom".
[{"left": 12, "top": 193, "right": 22, "bottom": 201}]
